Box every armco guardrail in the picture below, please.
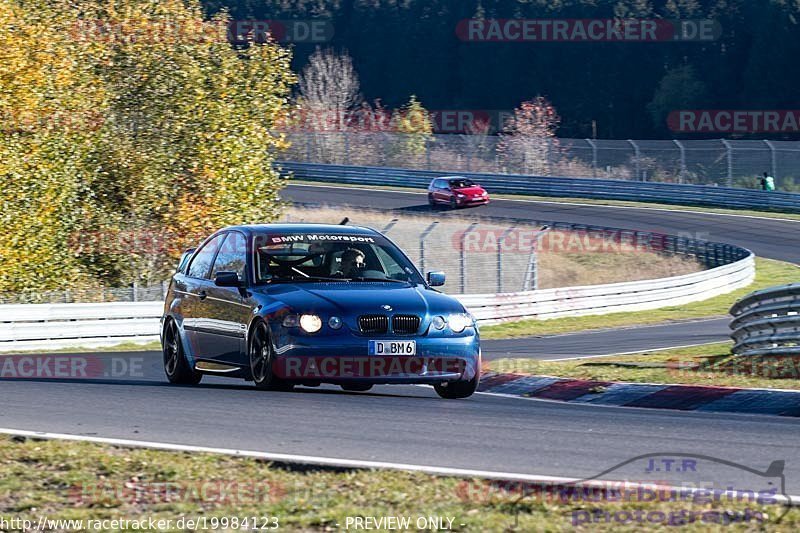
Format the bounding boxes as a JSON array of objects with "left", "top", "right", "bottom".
[
  {"left": 465, "top": 253, "right": 754, "bottom": 324},
  {"left": 1, "top": 251, "right": 754, "bottom": 350},
  {"left": 277, "top": 161, "right": 800, "bottom": 212},
  {"left": 0, "top": 302, "right": 162, "bottom": 351},
  {"left": 730, "top": 283, "right": 800, "bottom": 357}
]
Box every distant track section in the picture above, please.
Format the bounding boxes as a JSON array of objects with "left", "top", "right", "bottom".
[{"left": 277, "top": 161, "right": 800, "bottom": 213}]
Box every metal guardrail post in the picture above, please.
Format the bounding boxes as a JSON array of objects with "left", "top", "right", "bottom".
[
  {"left": 703, "top": 242, "right": 712, "bottom": 268},
  {"left": 382, "top": 218, "right": 399, "bottom": 234},
  {"left": 765, "top": 140, "right": 777, "bottom": 182},
  {"left": 586, "top": 139, "right": 598, "bottom": 178},
  {"left": 523, "top": 225, "right": 550, "bottom": 291},
  {"left": 627, "top": 140, "right": 641, "bottom": 180},
  {"left": 460, "top": 223, "right": 479, "bottom": 294},
  {"left": 496, "top": 226, "right": 517, "bottom": 294},
  {"left": 721, "top": 139, "right": 734, "bottom": 187},
  {"left": 426, "top": 138, "right": 432, "bottom": 170},
  {"left": 673, "top": 139, "right": 686, "bottom": 184},
  {"left": 419, "top": 221, "right": 438, "bottom": 275}
]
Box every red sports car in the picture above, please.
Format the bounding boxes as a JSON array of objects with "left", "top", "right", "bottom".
[{"left": 427, "top": 177, "right": 490, "bottom": 209}]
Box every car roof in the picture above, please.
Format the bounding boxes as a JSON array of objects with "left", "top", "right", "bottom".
[{"left": 220, "top": 223, "right": 380, "bottom": 236}]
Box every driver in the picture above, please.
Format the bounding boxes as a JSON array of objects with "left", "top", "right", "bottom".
[{"left": 337, "top": 248, "right": 366, "bottom": 278}]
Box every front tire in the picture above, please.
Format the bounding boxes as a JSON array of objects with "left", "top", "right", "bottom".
[
  {"left": 428, "top": 193, "right": 436, "bottom": 207},
  {"left": 249, "top": 320, "right": 293, "bottom": 391},
  {"left": 163, "top": 320, "right": 202, "bottom": 385},
  {"left": 434, "top": 372, "right": 479, "bottom": 399}
]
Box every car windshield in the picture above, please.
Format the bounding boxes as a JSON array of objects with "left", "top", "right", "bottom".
[
  {"left": 449, "top": 179, "right": 475, "bottom": 189},
  {"left": 252, "top": 232, "right": 425, "bottom": 285}
]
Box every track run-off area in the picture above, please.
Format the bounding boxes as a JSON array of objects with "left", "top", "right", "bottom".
[{"left": 2, "top": 183, "right": 799, "bottom": 491}]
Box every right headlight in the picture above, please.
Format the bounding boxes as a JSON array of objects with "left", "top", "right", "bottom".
[{"left": 448, "top": 313, "right": 473, "bottom": 333}]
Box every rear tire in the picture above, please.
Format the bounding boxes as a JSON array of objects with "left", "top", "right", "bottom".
[
  {"left": 163, "top": 320, "right": 202, "bottom": 385},
  {"left": 434, "top": 372, "right": 479, "bottom": 399},
  {"left": 249, "top": 320, "right": 293, "bottom": 391},
  {"left": 341, "top": 383, "right": 373, "bottom": 392},
  {"left": 449, "top": 197, "right": 458, "bottom": 209}
]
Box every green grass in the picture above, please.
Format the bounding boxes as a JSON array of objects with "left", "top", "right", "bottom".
[
  {"left": 486, "top": 342, "right": 800, "bottom": 390},
  {"left": 293, "top": 179, "right": 800, "bottom": 221},
  {"left": 480, "top": 258, "right": 798, "bottom": 340},
  {"left": 0, "top": 341, "right": 161, "bottom": 355},
  {"left": 1, "top": 436, "right": 796, "bottom": 531}
]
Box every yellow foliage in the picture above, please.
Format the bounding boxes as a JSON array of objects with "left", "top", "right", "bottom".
[{"left": 0, "top": 0, "right": 295, "bottom": 294}]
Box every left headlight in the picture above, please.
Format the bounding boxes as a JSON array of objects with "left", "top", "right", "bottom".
[
  {"left": 299, "top": 314, "right": 323, "bottom": 333},
  {"left": 448, "top": 313, "right": 473, "bottom": 333}
]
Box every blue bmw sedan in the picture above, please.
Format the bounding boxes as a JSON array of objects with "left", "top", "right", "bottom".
[{"left": 161, "top": 224, "right": 481, "bottom": 398}]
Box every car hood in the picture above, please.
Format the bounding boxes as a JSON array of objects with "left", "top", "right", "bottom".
[
  {"left": 256, "top": 282, "right": 465, "bottom": 316},
  {"left": 453, "top": 185, "right": 486, "bottom": 195}
]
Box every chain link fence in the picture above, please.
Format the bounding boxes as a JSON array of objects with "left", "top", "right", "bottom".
[
  {"left": 0, "top": 283, "right": 169, "bottom": 305},
  {"left": 281, "top": 132, "right": 800, "bottom": 191},
  {"left": 0, "top": 218, "right": 715, "bottom": 303}
]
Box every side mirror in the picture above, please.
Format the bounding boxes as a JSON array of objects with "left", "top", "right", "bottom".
[
  {"left": 214, "top": 271, "right": 242, "bottom": 288},
  {"left": 427, "top": 271, "right": 446, "bottom": 287}
]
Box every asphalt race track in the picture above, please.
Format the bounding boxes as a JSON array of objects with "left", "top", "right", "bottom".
[
  {"left": 285, "top": 183, "right": 800, "bottom": 264},
  {"left": 286, "top": 182, "right": 800, "bottom": 357},
  {"left": 2, "top": 353, "right": 800, "bottom": 492},
  {"left": 482, "top": 318, "right": 730, "bottom": 361},
  {"left": 3, "top": 184, "right": 799, "bottom": 491}
]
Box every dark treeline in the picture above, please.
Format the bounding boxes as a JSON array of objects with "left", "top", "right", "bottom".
[{"left": 203, "top": 0, "right": 796, "bottom": 139}]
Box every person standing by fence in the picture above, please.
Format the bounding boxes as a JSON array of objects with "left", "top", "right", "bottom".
[{"left": 762, "top": 172, "right": 776, "bottom": 191}]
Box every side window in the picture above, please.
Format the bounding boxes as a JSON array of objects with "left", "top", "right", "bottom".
[
  {"left": 187, "top": 234, "right": 225, "bottom": 279},
  {"left": 211, "top": 232, "right": 247, "bottom": 280},
  {"left": 374, "top": 246, "right": 405, "bottom": 278}
]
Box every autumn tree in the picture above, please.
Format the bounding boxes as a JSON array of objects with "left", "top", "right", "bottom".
[
  {"left": 0, "top": 0, "right": 295, "bottom": 295},
  {"left": 497, "top": 97, "right": 560, "bottom": 175},
  {"left": 390, "top": 95, "right": 434, "bottom": 163}
]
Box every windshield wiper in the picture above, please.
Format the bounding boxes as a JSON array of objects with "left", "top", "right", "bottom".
[
  {"left": 347, "top": 277, "right": 410, "bottom": 283},
  {"left": 267, "top": 275, "right": 344, "bottom": 283}
]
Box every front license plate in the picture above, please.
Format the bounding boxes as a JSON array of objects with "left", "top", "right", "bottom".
[{"left": 369, "top": 340, "right": 416, "bottom": 356}]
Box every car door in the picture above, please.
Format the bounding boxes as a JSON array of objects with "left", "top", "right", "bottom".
[
  {"left": 196, "top": 231, "right": 250, "bottom": 366},
  {"left": 434, "top": 179, "right": 449, "bottom": 202},
  {"left": 183, "top": 233, "right": 226, "bottom": 359}
]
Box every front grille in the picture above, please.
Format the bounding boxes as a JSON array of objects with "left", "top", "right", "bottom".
[
  {"left": 392, "top": 315, "right": 421, "bottom": 335},
  {"left": 359, "top": 314, "right": 388, "bottom": 334}
]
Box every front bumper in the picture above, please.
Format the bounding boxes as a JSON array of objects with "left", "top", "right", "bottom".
[
  {"left": 270, "top": 331, "right": 481, "bottom": 384},
  {"left": 457, "top": 196, "right": 490, "bottom": 206}
]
